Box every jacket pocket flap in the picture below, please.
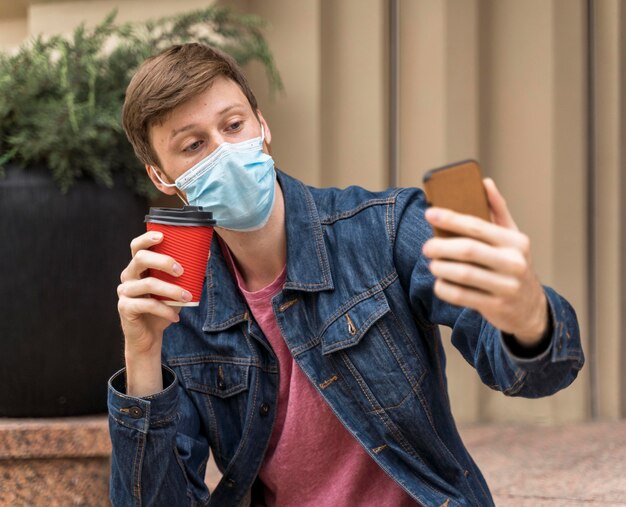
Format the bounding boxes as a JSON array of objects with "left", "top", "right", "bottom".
[
  {"left": 181, "top": 362, "right": 249, "bottom": 398},
  {"left": 320, "top": 290, "right": 390, "bottom": 355}
]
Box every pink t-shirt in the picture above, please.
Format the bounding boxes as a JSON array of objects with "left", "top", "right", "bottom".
[{"left": 222, "top": 245, "right": 419, "bottom": 506}]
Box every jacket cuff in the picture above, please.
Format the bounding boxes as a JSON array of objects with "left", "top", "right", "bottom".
[
  {"left": 107, "top": 365, "right": 178, "bottom": 434},
  {"left": 500, "top": 286, "right": 579, "bottom": 372}
]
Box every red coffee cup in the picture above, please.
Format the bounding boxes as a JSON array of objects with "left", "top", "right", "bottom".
[{"left": 145, "top": 206, "right": 216, "bottom": 306}]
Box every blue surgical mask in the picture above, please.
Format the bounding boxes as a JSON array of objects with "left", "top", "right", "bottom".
[{"left": 152, "top": 125, "right": 276, "bottom": 231}]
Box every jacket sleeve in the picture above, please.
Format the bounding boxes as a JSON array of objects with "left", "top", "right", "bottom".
[
  {"left": 108, "top": 365, "right": 211, "bottom": 506},
  {"left": 392, "top": 187, "right": 585, "bottom": 398}
]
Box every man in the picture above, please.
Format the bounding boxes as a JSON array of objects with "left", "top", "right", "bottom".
[{"left": 109, "top": 43, "right": 583, "bottom": 507}]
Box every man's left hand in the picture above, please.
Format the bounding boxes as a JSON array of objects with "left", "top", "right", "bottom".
[{"left": 422, "top": 178, "right": 548, "bottom": 347}]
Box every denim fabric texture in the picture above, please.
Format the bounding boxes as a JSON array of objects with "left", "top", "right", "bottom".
[{"left": 108, "top": 170, "right": 584, "bottom": 507}]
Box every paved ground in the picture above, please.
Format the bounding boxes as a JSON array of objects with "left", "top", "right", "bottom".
[
  {"left": 205, "top": 420, "right": 626, "bottom": 505},
  {"left": 460, "top": 420, "right": 626, "bottom": 506}
]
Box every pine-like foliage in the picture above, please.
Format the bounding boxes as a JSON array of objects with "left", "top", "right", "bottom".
[{"left": 0, "top": 8, "right": 282, "bottom": 196}]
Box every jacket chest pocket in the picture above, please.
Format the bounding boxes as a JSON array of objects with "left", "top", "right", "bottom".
[
  {"left": 179, "top": 360, "right": 251, "bottom": 463},
  {"left": 181, "top": 361, "right": 250, "bottom": 397},
  {"left": 320, "top": 290, "right": 425, "bottom": 413}
]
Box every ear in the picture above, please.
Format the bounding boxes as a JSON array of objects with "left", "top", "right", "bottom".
[
  {"left": 145, "top": 164, "right": 179, "bottom": 196},
  {"left": 257, "top": 110, "right": 272, "bottom": 149}
]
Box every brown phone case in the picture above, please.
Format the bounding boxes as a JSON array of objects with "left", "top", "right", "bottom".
[{"left": 422, "top": 160, "right": 490, "bottom": 237}]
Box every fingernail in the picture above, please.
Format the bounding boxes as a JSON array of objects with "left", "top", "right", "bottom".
[
  {"left": 150, "top": 232, "right": 163, "bottom": 241},
  {"left": 181, "top": 290, "right": 192, "bottom": 302},
  {"left": 172, "top": 263, "right": 183, "bottom": 275}
]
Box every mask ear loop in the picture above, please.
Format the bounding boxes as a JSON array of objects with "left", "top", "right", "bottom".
[{"left": 150, "top": 166, "right": 189, "bottom": 206}]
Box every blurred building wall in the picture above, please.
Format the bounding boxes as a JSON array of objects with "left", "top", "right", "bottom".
[{"left": 2, "top": 0, "right": 624, "bottom": 424}]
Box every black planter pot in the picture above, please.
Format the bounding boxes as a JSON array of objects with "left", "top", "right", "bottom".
[{"left": 0, "top": 166, "right": 146, "bottom": 417}]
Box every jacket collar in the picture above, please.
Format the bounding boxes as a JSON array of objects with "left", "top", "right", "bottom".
[{"left": 202, "top": 169, "right": 333, "bottom": 332}]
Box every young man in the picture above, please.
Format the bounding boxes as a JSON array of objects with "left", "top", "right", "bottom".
[{"left": 110, "top": 43, "right": 583, "bottom": 507}]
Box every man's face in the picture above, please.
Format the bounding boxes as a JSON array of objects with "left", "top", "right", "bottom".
[{"left": 148, "top": 76, "right": 271, "bottom": 191}]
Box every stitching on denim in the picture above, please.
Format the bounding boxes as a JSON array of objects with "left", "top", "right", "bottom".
[
  {"left": 390, "top": 196, "right": 397, "bottom": 243},
  {"left": 203, "top": 312, "right": 247, "bottom": 332},
  {"left": 132, "top": 428, "right": 145, "bottom": 506},
  {"left": 386, "top": 310, "right": 430, "bottom": 384},
  {"left": 219, "top": 360, "right": 261, "bottom": 507},
  {"left": 410, "top": 372, "right": 480, "bottom": 505},
  {"left": 203, "top": 391, "right": 222, "bottom": 466},
  {"left": 207, "top": 264, "right": 215, "bottom": 327},
  {"left": 172, "top": 444, "right": 192, "bottom": 503},
  {"left": 301, "top": 179, "right": 331, "bottom": 287},
  {"left": 361, "top": 441, "right": 441, "bottom": 505},
  {"left": 150, "top": 412, "right": 179, "bottom": 427},
  {"left": 376, "top": 320, "right": 423, "bottom": 392},
  {"left": 320, "top": 191, "right": 402, "bottom": 225},
  {"left": 169, "top": 355, "right": 260, "bottom": 367},
  {"left": 322, "top": 304, "right": 389, "bottom": 354},
  {"left": 503, "top": 369, "right": 528, "bottom": 396},
  {"left": 319, "top": 273, "right": 397, "bottom": 336},
  {"left": 289, "top": 336, "right": 321, "bottom": 357},
  {"left": 339, "top": 351, "right": 418, "bottom": 459},
  {"left": 110, "top": 413, "right": 144, "bottom": 432}
]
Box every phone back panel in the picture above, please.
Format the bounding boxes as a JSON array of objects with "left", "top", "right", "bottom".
[{"left": 422, "top": 160, "right": 490, "bottom": 237}]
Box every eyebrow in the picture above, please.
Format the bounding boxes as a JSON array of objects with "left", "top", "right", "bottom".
[{"left": 169, "top": 104, "right": 247, "bottom": 139}]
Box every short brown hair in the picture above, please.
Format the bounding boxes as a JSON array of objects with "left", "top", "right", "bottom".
[{"left": 122, "top": 43, "right": 259, "bottom": 166}]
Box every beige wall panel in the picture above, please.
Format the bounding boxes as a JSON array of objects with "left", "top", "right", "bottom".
[
  {"left": 240, "top": 0, "right": 322, "bottom": 187},
  {"left": 621, "top": 1, "right": 626, "bottom": 418},
  {"left": 480, "top": 0, "right": 556, "bottom": 424},
  {"left": 478, "top": 0, "right": 590, "bottom": 423},
  {"left": 321, "top": 0, "right": 387, "bottom": 190},
  {"left": 398, "top": 0, "right": 483, "bottom": 424},
  {"left": 594, "top": 0, "right": 623, "bottom": 419},
  {"left": 440, "top": 0, "right": 485, "bottom": 425},
  {"left": 28, "top": 0, "right": 214, "bottom": 36},
  {"left": 479, "top": 0, "right": 555, "bottom": 278},
  {"left": 550, "top": 0, "right": 589, "bottom": 422},
  {"left": 0, "top": 18, "right": 28, "bottom": 51},
  {"left": 399, "top": 0, "right": 447, "bottom": 180}
]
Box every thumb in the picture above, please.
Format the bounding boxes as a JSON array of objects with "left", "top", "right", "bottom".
[{"left": 483, "top": 178, "right": 518, "bottom": 231}]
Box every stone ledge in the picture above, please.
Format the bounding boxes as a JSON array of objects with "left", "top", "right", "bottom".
[
  {"left": 0, "top": 415, "right": 111, "bottom": 506},
  {"left": 0, "top": 415, "right": 111, "bottom": 459}
]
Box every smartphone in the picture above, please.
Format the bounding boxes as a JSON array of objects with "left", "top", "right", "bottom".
[{"left": 422, "top": 160, "right": 490, "bottom": 238}]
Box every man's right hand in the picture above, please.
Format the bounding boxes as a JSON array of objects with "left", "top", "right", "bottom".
[{"left": 117, "top": 231, "right": 191, "bottom": 396}]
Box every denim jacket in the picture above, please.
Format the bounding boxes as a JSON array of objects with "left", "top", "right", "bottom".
[{"left": 108, "top": 170, "right": 584, "bottom": 507}]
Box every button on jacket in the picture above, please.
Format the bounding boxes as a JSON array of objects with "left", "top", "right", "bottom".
[{"left": 108, "top": 170, "right": 584, "bottom": 507}]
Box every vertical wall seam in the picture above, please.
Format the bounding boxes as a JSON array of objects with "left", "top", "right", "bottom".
[
  {"left": 389, "top": 0, "right": 400, "bottom": 188},
  {"left": 586, "top": 0, "right": 598, "bottom": 420}
]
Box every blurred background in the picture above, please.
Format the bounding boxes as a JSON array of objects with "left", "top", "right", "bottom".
[{"left": 0, "top": 0, "right": 624, "bottom": 427}]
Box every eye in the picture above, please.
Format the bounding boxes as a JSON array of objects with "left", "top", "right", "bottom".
[
  {"left": 184, "top": 140, "right": 203, "bottom": 153},
  {"left": 228, "top": 121, "right": 242, "bottom": 132}
]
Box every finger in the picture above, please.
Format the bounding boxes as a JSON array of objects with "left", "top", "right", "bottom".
[
  {"left": 121, "top": 249, "right": 183, "bottom": 282},
  {"left": 423, "top": 237, "right": 528, "bottom": 275},
  {"left": 433, "top": 277, "right": 494, "bottom": 312},
  {"left": 118, "top": 278, "right": 192, "bottom": 304},
  {"left": 131, "top": 231, "right": 164, "bottom": 257},
  {"left": 483, "top": 178, "right": 518, "bottom": 230},
  {"left": 425, "top": 207, "right": 524, "bottom": 248},
  {"left": 429, "top": 259, "right": 521, "bottom": 296},
  {"left": 118, "top": 296, "right": 180, "bottom": 323}
]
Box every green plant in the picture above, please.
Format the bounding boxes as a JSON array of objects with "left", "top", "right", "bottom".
[{"left": 0, "top": 8, "right": 282, "bottom": 196}]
